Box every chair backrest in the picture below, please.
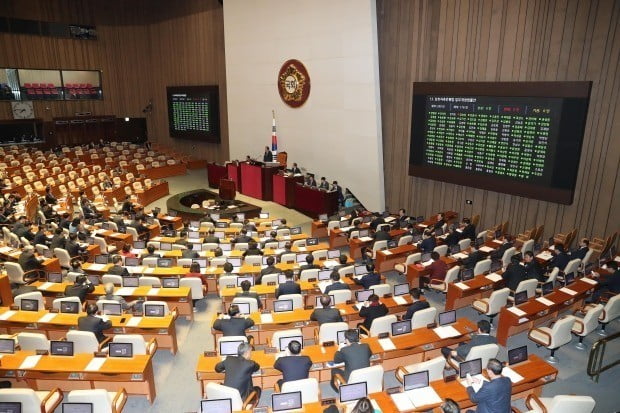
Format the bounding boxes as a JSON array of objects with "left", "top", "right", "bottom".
[
  {"left": 402, "top": 355, "right": 445, "bottom": 381},
  {"left": 144, "top": 300, "right": 170, "bottom": 316},
  {"left": 601, "top": 294, "right": 620, "bottom": 323},
  {"left": 139, "top": 276, "right": 162, "bottom": 287},
  {"left": 327, "top": 221, "right": 340, "bottom": 235},
  {"left": 126, "top": 227, "right": 139, "bottom": 241},
  {"left": 487, "top": 288, "right": 511, "bottom": 315},
  {"left": 474, "top": 258, "right": 492, "bottom": 275},
  {"left": 370, "top": 314, "right": 398, "bottom": 337},
  {"left": 205, "top": 383, "right": 244, "bottom": 411},
  {"left": 102, "top": 274, "right": 123, "bottom": 286},
  {"left": 579, "top": 304, "right": 604, "bottom": 336},
  {"left": 142, "top": 257, "right": 159, "bottom": 267},
  {"left": 582, "top": 248, "right": 594, "bottom": 266},
  {"left": 218, "top": 276, "right": 238, "bottom": 290},
  {"left": 549, "top": 316, "right": 576, "bottom": 348},
  {"left": 52, "top": 296, "right": 82, "bottom": 311},
  {"left": 373, "top": 240, "right": 388, "bottom": 255},
  {"left": 280, "top": 253, "right": 297, "bottom": 264},
  {"left": 292, "top": 239, "right": 306, "bottom": 248},
  {"left": 319, "top": 322, "right": 349, "bottom": 343},
  {"left": 312, "top": 249, "right": 328, "bottom": 261},
  {"left": 299, "top": 269, "right": 319, "bottom": 282},
  {"left": 17, "top": 332, "right": 49, "bottom": 351},
  {"left": 234, "top": 243, "right": 248, "bottom": 251},
  {"left": 458, "top": 238, "right": 471, "bottom": 250},
  {"left": 278, "top": 294, "right": 303, "bottom": 309},
  {"left": 445, "top": 265, "right": 460, "bottom": 284},
  {"left": 331, "top": 289, "right": 352, "bottom": 304},
  {"left": 66, "top": 330, "right": 101, "bottom": 353},
  {"left": 244, "top": 255, "right": 262, "bottom": 266},
  {"left": 410, "top": 307, "right": 437, "bottom": 329},
  {"left": 546, "top": 267, "right": 559, "bottom": 284},
  {"left": 177, "top": 258, "right": 193, "bottom": 267},
  {"left": 501, "top": 247, "right": 517, "bottom": 267},
  {"left": 112, "top": 334, "right": 147, "bottom": 355},
  {"left": 180, "top": 277, "right": 204, "bottom": 300},
  {"left": 232, "top": 297, "right": 258, "bottom": 313},
  {"left": 521, "top": 239, "right": 535, "bottom": 254},
  {"left": 433, "top": 244, "right": 448, "bottom": 256},
  {"left": 67, "top": 389, "right": 114, "bottom": 413},
  {"left": 276, "top": 228, "right": 290, "bottom": 237},
  {"left": 261, "top": 274, "right": 279, "bottom": 285},
  {"left": 15, "top": 292, "right": 44, "bottom": 310},
  {"left": 0, "top": 389, "right": 45, "bottom": 412},
  {"left": 348, "top": 365, "right": 384, "bottom": 393},
  {"left": 515, "top": 279, "right": 538, "bottom": 297},
  {"left": 338, "top": 265, "right": 354, "bottom": 277},
  {"left": 281, "top": 378, "right": 320, "bottom": 403},
  {"left": 271, "top": 328, "right": 303, "bottom": 350},
  {"left": 405, "top": 253, "right": 422, "bottom": 266},
  {"left": 466, "top": 343, "right": 500, "bottom": 366},
  {"left": 564, "top": 258, "right": 581, "bottom": 276},
  {"left": 370, "top": 284, "right": 391, "bottom": 297},
  {"left": 546, "top": 395, "right": 596, "bottom": 413},
  {"left": 5, "top": 262, "right": 25, "bottom": 284}
]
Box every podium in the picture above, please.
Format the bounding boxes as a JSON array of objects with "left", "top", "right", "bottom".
[
  {"left": 207, "top": 162, "right": 228, "bottom": 188},
  {"left": 219, "top": 179, "right": 236, "bottom": 200},
  {"left": 293, "top": 184, "right": 339, "bottom": 218},
  {"left": 273, "top": 174, "right": 304, "bottom": 207},
  {"left": 226, "top": 162, "right": 242, "bottom": 193},
  {"left": 240, "top": 162, "right": 282, "bottom": 201}
]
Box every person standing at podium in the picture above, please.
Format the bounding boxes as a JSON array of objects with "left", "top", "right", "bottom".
[{"left": 263, "top": 146, "right": 273, "bottom": 162}]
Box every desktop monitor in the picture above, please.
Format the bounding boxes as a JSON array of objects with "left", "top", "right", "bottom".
[
  {"left": 391, "top": 320, "right": 412, "bottom": 336},
  {"left": 0, "top": 403, "right": 21, "bottom": 413},
  {"left": 60, "top": 301, "right": 80, "bottom": 314},
  {"left": 272, "top": 392, "right": 303, "bottom": 412},
  {"left": 318, "top": 270, "right": 332, "bottom": 281},
  {"left": 337, "top": 329, "right": 359, "bottom": 345},
  {"left": 514, "top": 291, "right": 528, "bottom": 305},
  {"left": 236, "top": 213, "right": 245, "bottom": 220},
  {"left": 124, "top": 257, "right": 139, "bottom": 267},
  {"left": 459, "top": 358, "right": 482, "bottom": 378},
  {"left": 47, "top": 272, "right": 63, "bottom": 283},
  {"left": 50, "top": 340, "right": 74, "bottom": 356},
  {"left": 490, "top": 260, "right": 503, "bottom": 273},
  {"left": 273, "top": 300, "right": 293, "bottom": 312},
  {"left": 102, "top": 303, "right": 122, "bottom": 316},
  {"left": 159, "top": 242, "right": 172, "bottom": 251},
  {"left": 394, "top": 283, "right": 409, "bottom": 296},
  {"left": 228, "top": 258, "right": 242, "bottom": 267},
  {"left": 122, "top": 276, "right": 139, "bottom": 287},
  {"left": 108, "top": 342, "right": 133, "bottom": 358},
  {"left": 134, "top": 241, "right": 146, "bottom": 249},
  {"left": 189, "top": 221, "right": 200, "bottom": 229},
  {"left": 278, "top": 336, "right": 304, "bottom": 352},
  {"left": 327, "top": 250, "right": 340, "bottom": 259},
  {"left": 438, "top": 310, "right": 456, "bottom": 326},
  {"left": 87, "top": 275, "right": 100, "bottom": 286},
  {"left": 199, "top": 399, "right": 232, "bottom": 413},
  {"left": 541, "top": 282, "right": 554, "bottom": 296},
  {"left": 387, "top": 240, "right": 397, "bottom": 249},
  {"left": 460, "top": 268, "right": 474, "bottom": 281},
  {"left": 215, "top": 222, "right": 227, "bottom": 229},
  {"left": 260, "top": 213, "right": 269, "bottom": 219},
  {"left": 339, "top": 382, "right": 368, "bottom": 404},
  {"left": 272, "top": 219, "right": 283, "bottom": 227},
  {"left": 219, "top": 340, "right": 244, "bottom": 356},
  {"left": 319, "top": 214, "right": 328, "bottom": 221},
  {"left": 354, "top": 264, "right": 368, "bottom": 276},
  {"left": 162, "top": 277, "right": 180, "bottom": 288},
  {"left": 20, "top": 299, "right": 39, "bottom": 311},
  {"left": 508, "top": 346, "right": 528, "bottom": 365},
  {"left": 214, "top": 231, "right": 225, "bottom": 239},
  {"left": 144, "top": 303, "right": 165, "bottom": 317},
  {"left": 315, "top": 295, "right": 335, "bottom": 308},
  {"left": 94, "top": 255, "right": 109, "bottom": 264},
  {"left": 355, "top": 289, "right": 373, "bottom": 303},
  {"left": 0, "top": 338, "right": 15, "bottom": 354},
  {"left": 193, "top": 258, "right": 208, "bottom": 268},
  {"left": 296, "top": 254, "right": 309, "bottom": 263},
  {"left": 290, "top": 227, "right": 302, "bottom": 235},
  {"left": 234, "top": 302, "right": 251, "bottom": 315},
  {"left": 191, "top": 243, "right": 202, "bottom": 252},
  {"left": 62, "top": 403, "right": 93, "bottom": 413},
  {"left": 404, "top": 370, "right": 429, "bottom": 391},
  {"left": 306, "top": 238, "right": 318, "bottom": 246},
  {"left": 236, "top": 276, "right": 254, "bottom": 286},
  {"left": 157, "top": 258, "right": 173, "bottom": 268}
]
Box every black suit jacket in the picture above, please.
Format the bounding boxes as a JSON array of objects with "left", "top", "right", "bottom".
[
  {"left": 525, "top": 260, "right": 545, "bottom": 282},
  {"left": 467, "top": 376, "right": 512, "bottom": 413},
  {"left": 213, "top": 317, "right": 255, "bottom": 336},
  {"left": 256, "top": 266, "right": 280, "bottom": 284},
  {"left": 107, "top": 265, "right": 129, "bottom": 277},
  {"left": 324, "top": 282, "right": 350, "bottom": 295},
  {"left": 234, "top": 291, "right": 263, "bottom": 309},
  {"left": 358, "top": 303, "right": 389, "bottom": 331},
  {"left": 181, "top": 249, "right": 199, "bottom": 259},
  {"left": 599, "top": 269, "right": 620, "bottom": 294},
  {"left": 373, "top": 230, "right": 392, "bottom": 242},
  {"left": 445, "top": 232, "right": 460, "bottom": 247},
  {"left": 462, "top": 250, "right": 482, "bottom": 269},
  {"left": 263, "top": 151, "right": 273, "bottom": 162},
  {"left": 354, "top": 273, "right": 381, "bottom": 289},
  {"left": 78, "top": 314, "right": 112, "bottom": 343},
  {"left": 214, "top": 356, "right": 260, "bottom": 399},
  {"left": 274, "top": 355, "right": 312, "bottom": 383},
  {"left": 552, "top": 252, "right": 570, "bottom": 271},
  {"left": 502, "top": 263, "right": 527, "bottom": 291},
  {"left": 33, "top": 232, "right": 48, "bottom": 247},
  {"left": 456, "top": 333, "right": 497, "bottom": 359},
  {"left": 49, "top": 235, "right": 67, "bottom": 250},
  {"left": 419, "top": 237, "right": 436, "bottom": 253},
  {"left": 64, "top": 283, "right": 94, "bottom": 303},
  {"left": 310, "top": 307, "right": 343, "bottom": 325},
  {"left": 403, "top": 300, "right": 430, "bottom": 320},
  {"left": 461, "top": 224, "right": 476, "bottom": 241},
  {"left": 571, "top": 247, "right": 589, "bottom": 261},
  {"left": 333, "top": 343, "right": 372, "bottom": 380},
  {"left": 18, "top": 251, "right": 43, "bottom": 273},
  {"left": 203, "top": 236, "right": 220, "bottom": 244},
  {"left": 369, "top": 217, "right": 385, "bottom": 230},
  {"left": 65, "top": 240, "right": 84, "bottom": 257},
  {"left": 275, "top": 281, "right": 301, "bottom": 298}
]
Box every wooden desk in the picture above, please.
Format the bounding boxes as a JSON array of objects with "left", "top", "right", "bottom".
[
  {"left": 349, "top": 229, "right": 407, "bottom": 259},
  {"left": 0, "top": 307, "right": 178, "bottom": 354},
  {"left": 445, "top": 272, "right": 505, "bottom": 311},
  {"left": 142, "top": 163, "right": 187, "bottom": 179},
  {"left": 157, "top": 214, "right": 183, "bottom": 230},
  {"left": 311, "top": 220, "right": 328, "bottom": 239},
  {"left": 376, "top": 244, "right": 418, "bottom": 273},
  {"left": 405, "top": 257, "right": 459, "bottom": 287},
  {"left": 0, "top": 274, "right": 13, "bottom": 306},
  {"left": 136, "top": 181, "right": 170, "bottom": 206},
  {"left": 495, "top": 278, "right": 596, "bottom": 346},
  {"left": 0, "top": 350, "right": 157, "bottom": 403}
]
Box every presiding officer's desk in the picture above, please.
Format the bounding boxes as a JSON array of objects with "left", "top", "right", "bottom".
[
  {"left": 0, "top": 350, "right": 157, "bottom": 403},
  {"left": 0, "top": 306, "right": 179, "bottom": 354},
  {"left": 199, "top": 318, "right": 476, "bottom": 394}
]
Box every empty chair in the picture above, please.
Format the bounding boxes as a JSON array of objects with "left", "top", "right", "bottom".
[
  {"left": 507, "top": 279, "right": 538, "bottom": 303},
  {"left": 557, "top": 258, "right": 581, "bottom": 284},
  {"left": 6, "top": 261, "right": 43, "bottom": 285},
  {"left": 361, "top": 314, "right": 397, "bottom": 337},
  {"left": 524, "top": 393, "right": 595, "bottom": 413},
  {"left": 316, "top": 322, "right": 349, "bottom": 344},
  {"left": 292, "top": 239, "right": 306, "bottom": 248},
  {"left": 279, "top": 377, "right": 320, "bottom": 403},
  {"left": 17, "top": 332, "right": 50, "bottom": 351},
  {"left": 473, "top": 258, "right": 492, "bottom": 275},
  {"left": 218, "top": 275, "right": 238, "bottom": 291},
  {"left": 371, "top": 240, "right": 388, "bottom": 258},
  {"left": 261, "top": 274, "right": 279, "bottom": 285},
  {"left": 276, "top": 228, "right": 290, "bottom": 237},
  {"left": 433, "top": 244, "right": 448, "bottom": 256},
  {"left": 447, "top": 343, "right": 500, "bottom": 370},
  {"left": 234, "top": 242, "right": 249, "bottom": 251},
  {"left": 536, "top": 267, "right": 559, "bottom": 294},
  {"left": 102, "top": 274, "right": 123, "bottom": 286},
  {"left": 66, "top": 330, "right": 108, "bottom": 353},
  {"left": 327, "top": 221, "right": 340, "bottom": 235},
  {"left": 521, "top": 239, "right": 535, "bottom": 255},
  {"left": 232, "top": 297, "right": 258, "bottom": 313},
  {"left": 139, "top": 276, "right": 162, "bottom": 287},
  {"left": 370, "top": 283, "right": 391, "bottom": 297},
  {"left": 14, "top": 291, "right": 44, "bottom": 311},
  {"left": 396, "top": 355, "right": 445, "bottom": 383},
  {"left": 312, "top": 249, "right": 328, "bottom": 261},
  {"left": 330, "top": 289, "right": 352, "bottom": 304},
  {"left": 244, "top": 255, "right": 262, "bottom": 266},
  {"left": 66, "top": 388, "right": 128, "bottom": 413},
  {"left": 338, "top": 265, "right": 355, "bottom": 277},
  {"left": 528, "top": 315, "right": 575, "bottom": 363},
  {"left": 428, "top": 265, "right": 460, "bottom": 293},
  {"left": 280, "top": 253, "right": 296, "bottom": 264},
  {"left": 177, "top": 258, "right": 193, "bottom": 267},
  {"left": 205, "top": 382, "right": 258, "bottom": 411},
  {"left": 142, "top": 257, "right": 158, "bottom": 267},
  {"left": 334, "top": 365, "right": 384, "bottom": 393},
  {"left": 93, "top": 236, "right": 117, "bottom": 253},
  {"left": 472, "top": 288, "right": 511, "bottom": 326},
  {"left": 458, "top": 238, "right": 471, "bottom": 250},
  {"left": 269, "top": 328, "right": 303, "bottom": 349},
  {"left": 394, "top": 253, "right": 421, "bottom": 274},
  {"left": 277, "top": 294, "right": 304, "bottom": 309},
  {"left": 398, "top": 234, "right": 413, "bottom": 246},
  {"left": 180, "top": 277, "right": 206, "bottom": 308},
  {"left": 54, "top": 247, "right": 72, "bottom": 268},
  {"left": 572, "top": 304, "right": 604, "bottom": 349},
  {"left": 597, "top": 294, "right": 620, "bottom": 335},
  {"left": 0, "top": 388, "right": 63, "bottom": 413},
  {"left": 112, "top": 334, "right": 157, "bottom": 355},
  {"left": 299, "top": 269, "right": 319, "bottom": 282},
  {"left": 410, "top": 307, "right": 437, "bottom": 329}
]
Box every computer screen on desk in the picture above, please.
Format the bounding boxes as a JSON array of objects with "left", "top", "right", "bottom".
[
  {"left": 272, "top": 392, "right": 302, "bottom": 412},
  {"left": 60, "top": 301, "right": 80, "bottom": 314},
  {"left": 514, "top": 290, "right": 528, "bottom": 305},
  {"left": 51, "top": 340, "right": 74, "bottom": 356},
  {"left": 273, "top": 299, "right": 293, "bottom": 312},
  {"left": 62, "top": 403, "right": 93, "bottom": 413},
  {"left": 102, "top": 303, "right": 122, "bottom": 316},
  {"left": 0, "top": 402, "right": 21, "bottom": 413},
  {"left": 508, "top": 346, "right": 528, "bottom": 365},
  {"left": 0, "top": 338, "right": 15, "bottom": 354},
  {"left": 339, "top": 382, "right": 367, "bottom": 403},
  {"left": 438, "top": 310, "right": 456, "bottom": 326},
  {"left": 355, "top": 289, "right": 373, "bottom": 303},
  {"left": 404, "top": 370, "right": 429, "bottom": 390},
  {"left": 394, "top": 283, "right": 409, "bottom": 296},
  {"left": 122, "top": 276, "right": 139, "bottom": 287},
  {"left": 219, "top": 340, "right": 243, "bottom": 356},
  {"left": 391, "top": 320, "right": 412, "bottom": 336},
  {"left": 47, "top": 272, "right": 62, "bottom": 283},
  {"left": 459, "top": 358, "right": 482, "bottom": 378},
  {"left": 278, "top": 336, "right": 304, "bottom": 352},
  {"left": 162, "top": 277, "right": 179, "bottom": 288},
  {"left": 108, "top": 342, "right": 133, "bottom": 358},
  {"left": 124, "top": 257, "right": 139, "bottom": 267},
  {"left": 144, "top": 303, "right": 165, "bottom": 317},
  {"left": 200, "top": 399, "right": 231, "bottom": 413},
  {"left": 20, "top": 298, "right": 39, "bottom": 311}
]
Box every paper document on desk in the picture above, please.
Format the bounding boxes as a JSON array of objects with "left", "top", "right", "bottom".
[
  {"left": 322, "top": 260, "right": 338, "bottom": 268},
  {"left": 502, "top": 366, "right": 524, "bottom": 383},
  {"left": 87, "top": 263, "right": 107, "bottom": 271},
  {"left": 536, "top": 252, "right": 553, "bottom": 260},
  {"left": 507, "top": 307, "right": 527, "bottom": 317},
  {"left": 385, "top": 217, "right": 396, "bottom": 223},
  {"left": 188, "top": 238, "right": 201, "bottom": 243},
  {"left": 359, "top": 237, "right": 373, "bottom": 242},
  {"left": 144, "top": 267, "right": 155, "bottom": 274},
  {"left": 536, "top": 297, "right": 555, "bottom": 307},
  {"left": 382, "top": 250, "right": 393, "bottom": 255},
  {"left": 459, "top": 374, "right": 487, "bottom": 392},
  {"left": 581, "top": 277, "right": 597, "bottom": 285},
  {"left": 454, "top": 282, "right": 470, "bottom": 290},
  {"left": 85, "top": 357, "right": 106, "bottom": 372},
  {"left": 130, "top": 249, "right": 143, "bottom": 255},
  {"left": 340, "top": 226, "right": 353, "bottom": 232},
  {"left": 19, "top": 355, "right": 42, "bottom": 370},
  {"left": 393, "top": 296, "right": 408, "bottom": 306},
  {"left": 391, "top": 393, "right": 414, "bottom": 411},
  {"left": 479, "top": 246, "right": 494, "bottom": 253},
  {"left": 418, "top": 224, "right": 428, "bottom": 228},
  {"left": 407, "top": 386, "right": 443, "bottom": 408},
  {"left": 433, "top": 325, "right": 461, "bottom": 339},
  {"left": 559, "top": 287, "right": 578, "bottom": 296},
  {"left": 151, "top": 236, "right": 162, "bottom": 241},
  {"left": 378, "top": 338, "right": 396, "bottom": 351},
  {"left": 126, "top": 317, "right": 142, "bottom": 327},
  {"left": 115, "top": 287, "right": 136, "bottom": 296},
  {"left": 94, "top": 229, "right": 107, "bottom": 235},
  {"left": 38, "top": 282, "right": 54, "bottom": 291},
  {"left": 452, "top": 252, "right": 469, "bottom": 260},
  {"left": 0, "top": 311, "right": 16, "bottom": 321},
  {"left": 260, "top": 313, "right": 274, "bottom": 323},
  {"left": 485, "top": 273, "right": 503, "bottom": 282},
  {"left": 38, "top": 313, "right": 57, "bottom": 323},
  {"left": 127, "top": 266, "right": 146, "bottom": 274}
]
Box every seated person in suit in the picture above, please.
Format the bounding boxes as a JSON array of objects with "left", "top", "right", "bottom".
[
  {"left": 299, "top": 255, "right": 320, "bottom": 271},
  {"left": 289, "top": 162, "right": 302, "bottom": 174},
  {"left": 242, "top": 241, "right": 263, "bottom": 257},
  {"left": 369, "top": 213, "right": 385, "bottom": 231},
  {"left": 215, "top": 342, "right": 261, "bottom": 399},
  {"left": 183, "top": 262, "right": 208, "bottom": 305},
  {"left": 402, "top": 288, "right": 430, "bottom": 320},
  {"left": 257, "top": 256, "right": 280, "bottom": 284},
  {"left": 141, "top": 245, "right": 159, "bottom": 259},
  {"left": 78, "top": 303, "right": 112, "bottom": 344},
  {"left": 17, "top": 246, "right": 45, "bottom": 280},
  {"left": 107, "top": 255, "right": 130, "bottom": 276},
  {"left": 275, "top": 270, "right": 301, "bottom": 298},
  {"left": 103, "top": 283, "right": 137, "bottom": 311},
  {"left": 213, "top": 304, "right": 255, "bottom": 336},
  {"left": 419, "top": 230, "right": 436, "bottom": 253},
  {"left": 358, "top": 294, "right": 389, "bottom": 332},
  {"left": 354, "top": 263, "right": 381, "bottom": 289},
  {"left": 65, "top": 233, "right": 87, "bottom": 258},
  {"left": 433, "top": 213, "right": 446, "bottom": 230},
  {"left": 235, "top": 279, "right": 263, "bottom": 309},
  {"left": 330, "top": 329, "right": 372, "bottom": 392},
  {"left": 372, "top": 226, "right": 392, "bottom": 242},
  {"left": 43, "top": 186, "right": 57, "bottom": 205},
  {"left": 69, "top": 259, "right": 85, "bottom": 275},
  {"left": 64, "top": 274, "right": 95, "bottom": 303},
  {"left": 277, "top": 242, "right": 293, "bottom": 262},
  {"left": 461, "top": 246, "right": 482, "bottom": 270},
  {"left": 203, "top": 228, "right": 220, "bottom": 244},
  {"left": 460, "top": 217, "right": 476, "bottom": 242},
  {"left": 441, "top": 320, "right": 496, "bottom": 360},
  {"left": 32, "top": 227, "right": 47, "bottom": 247},
  {"left": 261, "top": 231, "right": 278, "bottom": 248},
  {"left": 181, "top": 246, "right": 199, "bottom": 259},
  {"left": 324, "top": 270, "right": 351, "bottom": 295},
  {"left": 397, "top": 208, "right": 409, "bottom": 227},
  {"left": 503, "top": 255, "right": 527, "bottom": 292},
  {"left": 310, "top": 294, "right": 344, "bottom": 325},
  {"left": 318, "top": 176, "right": 330, "bottom": 190},
  {"left": 332, "top": 254, "right": 349, "bottom": 271},
  {"left": 277, "top": 218, "right": 290, "bottom": 230},
  {"left": 551, "top": 243, "right": 570, "bottom": 271},
  {"left": 591, "top": 261, "right": 620, "bottom": 302},
  {"left": 273, "top": 340, "right": 312, "bottom": 388},
  {"left": 13, "top": 216, "right": 35, "bottom": 241},
  {"left": 445, "top": 225, "right": 461, "bottom": 248},
  {"left": 50, "top": 228, "right": 67, "bottom": 250},
  {"left": 305, "top": 174, "right": 317, "bottom": 187},
  {"left": 421, "top": 251, "right": 448, "bottom": 289},
  {"left": 466, "top": 358, "right": 512, "bottom": 413},
  {"left": 523, "top": 251, "right": 545, "bottom": 282},
  {"left": 571, "top": 238, "right": 590, "bottom": 261},
  {"left": 234, "top": 229, "right": 253, "bottom": 244}
]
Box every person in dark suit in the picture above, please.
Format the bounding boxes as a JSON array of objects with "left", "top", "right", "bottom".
[
  {"left": 466, "top": 359, "right": 512, "bottom": 413},
  {"left": 261, "top": 231, "right": 278, "bottom": 248},
  {"left": 58, "top": 213, "right": 71, "bottom": 230},
  {"left": 331, "top": 181, "right": 344, "bottom": 205},
  {"left": 275, "top": 270, "right": 301, "bottom": 298},
  {"left": 32, "top": 228, "right": 48, "bottom": 247},
  {"left": 78, "top": 303, "right": 112, "bottom": 344},
  {"left": 330, "top": 329, "right": 372, "bottom": 391},
  {"left": 490, "top": 238, "right": 513, "bottom": 261},
  {"left": 65, "top": 233, "right": 87, "bottom": 258},
  {"left": 461, "top": 247, "right": 482, "bottom": 270},
  {"left": 49, "top": 228, "right": 66, "bottom": 250},
  {"left": 64, "top": 274, "right": 95, "bottom": 303},
  {"left": 422, "top": 251, "right": 448, "bottom": 289},
  {"left": 551, "top": 243, "right": 570, "bottom": 271},
  {"left": 503, "top": 255, "right": 527, "bottom": 292},
  {"left": 318, "top": 177, "right": 330, "bottom": 190},
  {"left": 441, "top": 320, "right": 496, "bottom": 360},
  {"left": 571, "top": 238, "right": 590, "bottom": 261},
  {"left": 263, "top": 146, "right": 273, "bottom": 163},
  {"left": 17, "top": 247, "right": 44, "bottom": 277},
  {"left": 331, "top": 254, "right": 349, "bottom": 271},
  {"left": 433, "top": 213, "right": 446, "bottom": 230},
  {"left": 591, "top": 261, "right": 620, "bottom": 301},
  {"left": 419, "top": 230, "right": 436, "bottom": 253},
  {"left": 234, "top": 229, "right": 253, "bottom": 244},
  {"left": 523, "top": 251, "right": 545, "bottom": 282},
  {"left": 299, "top": 255, "right": 320, "bottom": 271},
  {"left": 369, "top": 214, "right": 385, "bottom": 231},
  {"left": 289, "top": 163, "right": 302, "bottom": 174},
  {"left": 107, "top": 255, "right": 130, "bottom": 277},
  {"left": 310, "top": 294, "right": 343, "bottom": 325},
  {"left": 324, "top": 270, "right": 351, "bottom": 295},
  {"left": 305, "top": 174, "right": 317, "bottom": 187},
  {"left": 242, "top": 241, "right": 263, "bottom": 257},
  {"left": 214, "top": 342, "right": 261, "bottom": 399},
  {"left": 181, "top": 247, "right": 199, "bottom": 259},
  {"left": 354, "top": 263, "right": 381, "bottom": 289},
  {"left": 397, "top": 209, "right": 409, "bottom": 227},
  {"left": 273, "top": 340, "right": 312, "bottom": 388},
  {"left": 235, "top": 280, "right": 263, "bottom": 309},
  {"left": 372, "top": 226, "right": 392, "bottom": 243},
  {"left": 445, "top": 226, "right": 460, "bottom": 248},
  {"left": 402, "top": 288, "right": 430, "bottom": 320},
  {"left": 13, "top": 216, "right": 35, "bottom": 241},
  {"left": 203, "top": 229, "right": 220, "bottom": 244},
  {"left": 461, "top": 218, "right": 476, "bottom": 242},
  {"left": 358, "top": 294, "right": 388, "bottom": 332},
  {"left": 277, "top": 242, "right": 293, "bottom": 263},
  {"left": 256, "top": 256, "right": 279, "bottom": 284},
  {"left": 141, "top": 245, "right": 159, "bottom": 260},
  {"left": 121, "top": 196, "right": 134, "bottom": 214},
  {"left": 213, "top": 304, "right": 255, "bottom": 337}
]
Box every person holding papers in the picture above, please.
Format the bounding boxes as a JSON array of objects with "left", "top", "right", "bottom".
[
  {"left": 358, "top": 294, "right": 388, "bottom": 332},
  {"left": 354, "top": 263, "right": 381, "bottom": 289},
  {"left": 275, "top": 270, "right": 301, "bottom": 298},
  {"left": 502, "top": 255, "right": 527, "bottom": 293},
  {"left": 441, "top": 320, "right": 495, "bottom": 360},
  {"left": 402, "top": 288, "right": 430, "bottom": 320},
  {"left": 213, "top": 304, "right": 255, "bottom": 337},
  {"left": 465, "top": 358, "right": 512, "bottom": 413},
  {"left": 419, "top": 230, "right": 436, "bottom": 253},
  {"left": 273, "top": 340, "right": 312, "bottom": 388},
  {"left": 107, "top": 255, "right": 130, "bottom": 276},
  {"left": 422, "top": 252, "right": 447, "bottom": 290},
  {"left": 64, "top": 274, "right": 94, "bottom": 303},
  {"left": 330, "top": 329, "right": 372, "bottom": 392},
  {"left": 523, "top": 251, "right": 545, "bottom": 282},
  {"left": 235, "top": 280, "right": 263, "bottom": 309},
  {"left": 324, "top": 271, "right": 351, "bottom": 294},
  {"left": 215, "top": 342, "right": 261, "bottom": 399},
  {"left": 310, "top": 294, "right": 343, "bottom": 325},
  {"left": 78, "top": 304, "right": 112, "bottom": 344}
]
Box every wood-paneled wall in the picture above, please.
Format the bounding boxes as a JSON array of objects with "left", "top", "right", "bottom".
[
  {"left": 0, "top": 0, "right": 229, "bottom": 161},
  {"left": 377, "top": 0, "right": 620, "bottom": 243}
]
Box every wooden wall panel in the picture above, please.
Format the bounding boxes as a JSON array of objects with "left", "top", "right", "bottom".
[{"left": 377, "top": 0, "right": 620, "bottom": 243}]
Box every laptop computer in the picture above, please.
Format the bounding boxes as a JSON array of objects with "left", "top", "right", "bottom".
[
  {"left": 450, "top": 245, "right": 461, "bottom": 254},
  {"left": 327, "top": 250, "right": 340, "bottom": 259},
  {"left": 20, "top": 298, "right": 39, "bottom": 311},
  {"left": 508, "top": 346, "right": 528, "bottom": 365},
  {"left": 541, "top": 281, "right": 554, "bottom": 296},
  {"left": 124, "top": 257, "right": 140, "bottom": 267},
  {"left": 122, "top": 276, "right": 139, "bottom": 287},
  {"left": 387, "top": 240, "right": 398, "bottom": 249},
  {"left": 514, "top": 290, "right": 528, "bottom": 305},
  {"left": 62, "top": 403, "right": 93, "bottom": 413},
  {"left": 354, "top": 264, "right": 368, "bottom": 276},
  {"left": 228, "top": 257, "right": 242, "bottom": 267},
  {"left": 394, "top": 283, "right": 409, "bottom": 296},
  {"left": 565, "top": 272, "right": 576, "bottom": 285},
  {"left": 162, "top": 277, "right": 180, "bottom": 288},
  {"left": 219, "top": 340, "right": 244, "bottom": 357},
  {"left": 276, "top": 273, "right": 288, "bottom": 284},
  {"left": 359, "top": 229, "right": 370, "bottom": 238},
  {"left": 438, "top": 310, "right": 456, "bottom": 326},
  {"left": 318, "top": 269, "right": 332, "bottom": 281},
  {"left": 296, "top": 254, "right": 308, "bottom": 263},
  {"left": 214, "top": 231, "right": 225, "bottom": 240},
  {"left": 490, "top": 260, "right": 502, "bottom": 273},
  {"left": 199, "top": 398, "right": 232, "bottom": 413},
  {"left": 278, "top": 336, "right": 304, "bottom": 352},
  {"left": 94, "top": 254, "right": 109, "bottom": 264},
  {"left": 339, "top": 382, "right": 367, "bottom": 408},
  {"left": 272, "top": 219, "right": 283, "bottom": 227},
  {"left": 355, "top": 289, "right": 373, "bottom": 303},
  {"left": 144, "top": 303, "right": 165, "bottom": 317},
  {"left": 188, "top": 231, "right": 200, "bottom": 239},
  {"left": 421, "top": 253, "right": 432, "bottom": 262},
  {"left": 157, "top": 258, "right": 173, "bottom": 268},
  {"left": 192, "top": 243, "right": 203, "bottom": 252},
  {"left": 459, "top": 358, "right": 484, "bottom": 388},
  {"left": 272, "top": 391, "right": 303, "bottom": 412},
  {"left": 234, "top": 302, "right": 251, "bottom": 315},
  {"left": 391, "top": 320, "right": 412, "bottom": 336},
  {"left": 108, "top": 342, "right": 133, "bottom": 358},
  {"left": 404, "top": 370, "right": 429, "bottom": 391},
  {"left": 0, "top": 338, "right": 15, "bottom": 354},
  {"left": 318, "top": 214, "right": 328, "bottom": 221},
  {"left": 273, "top": 299, "right": 293, "bottom": 312},
  {"left": 50, "top": 340, "right": 74, "bottom": 356},
  {"left": 337, "top": 329, "right": 359, "bottom": 345},
  {"left": 60, "top": 301, "right": 80, "bottom": 314},
  {"left": 210, "top": 213, "right": 220, "bottom": 220},
  {"left": 47, "top": 272, "right": 63, "bottom": 283},
  {"left": 102, "top": 302, "right": 122, "bottom": 316}
]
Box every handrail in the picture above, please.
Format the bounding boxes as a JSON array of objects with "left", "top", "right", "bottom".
[{"left": 587, "top": 330, "right": 620, "bottom": 382}]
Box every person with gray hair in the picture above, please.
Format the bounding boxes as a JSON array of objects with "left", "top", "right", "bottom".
[
  {"left": 215, "top": 341, "right": 261, "bottom": 399},
  {"left": 465, "top": 358, "right": 511, "bottom": 413},
  {"left": 103, "top": 283, "right": 137, "bottom": 310}
]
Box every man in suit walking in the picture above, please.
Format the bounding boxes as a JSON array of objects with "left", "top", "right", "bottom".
[
  {"left": 441, "top": 320, "right": 496, "bottom": 360},
  {"left": 273, "top": 340, "right": 312, "bottom": 388},
  {"left": 331, "top": 329, "right": 372, "bottom": 392},
  {"left": 275, "top": 270, "right": 301, "bottom": 298},
  {"left": 466, "top": 359, "right": 512, "bottom": 413},
  {"left": 213, "top": 304, "right": 255, "bottom": 337},
  {"left": 310, "top": 294, "right": 343, "bottom": 325},
  {"left": 402, "top": 288, "right": 430, "bottom": 320},
  {"left": 215, "top": 342, "right": 261, "bottom": 399},
  {"left": 78, "top": 303, "right": 112, "bottom": 344}
]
